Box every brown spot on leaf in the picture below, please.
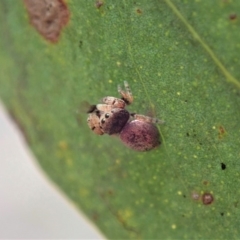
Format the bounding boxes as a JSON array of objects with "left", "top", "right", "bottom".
[
  {"left": 218, "top": 125, "right": 226, "bottom": 139},
  {"left": 229, "top": 13, "right": 237, "bottom": 21},
  {"left": 203, "top": 180, "right": 209, "bottom": 185},
  {"left": 202, "top": 192, "right": 214, "bottom": 205},
  {"left": 95, "top": 0, "right": 104, "bottom": 9},
  {"left": 58, "top": 140, "right": 68, "bottom": 150},
  {"left": 136, "top": 8, "right": 143, "bottom": 14},
  {"left": 79, "top": 40, "right": 83, "bottom": 48},
  {"left": 108, "top": 189, "right": 114, "bottom": 196},
  {"left": 23, "top": 0, "right": 70, "bottom": 43},
  {"left": 91, "top": 212, "right": 99, "bottom": 222}
]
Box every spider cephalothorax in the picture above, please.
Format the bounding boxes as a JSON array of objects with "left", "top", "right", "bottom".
[{"left": 87, "top": 81, "right": 164, "bottom": 151}]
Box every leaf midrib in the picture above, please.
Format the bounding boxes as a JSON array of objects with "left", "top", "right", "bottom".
[{"left": 165, "top": 0, "right": 240, "bottom": 89}]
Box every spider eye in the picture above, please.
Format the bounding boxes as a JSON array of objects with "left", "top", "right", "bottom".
[
  {"left": 96, "top": 110, "right": 101, "bottom": 118},
  {"left": 105, "top": 113, "right": 110, "bottom": 118},
  {"left": 101, "top": 119, "right": 105, "bottom": 124}
]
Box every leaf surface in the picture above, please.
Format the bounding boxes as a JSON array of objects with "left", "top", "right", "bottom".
[{"left": 1, "top": 0, "right": 240, "bottom": 238}]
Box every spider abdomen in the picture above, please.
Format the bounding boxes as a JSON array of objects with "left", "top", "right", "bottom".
[{"left": 120, "top": 120, "right": 160, "bottom": 151}]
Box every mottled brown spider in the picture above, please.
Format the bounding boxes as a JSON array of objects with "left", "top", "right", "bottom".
[{"left": 87, "top": 81, "right": 164, "bottom": 151}]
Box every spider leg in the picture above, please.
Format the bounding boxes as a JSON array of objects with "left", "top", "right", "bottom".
[
  {"left": 131, "top": 113, "right": 165, "bottom": 124},
  {"left": 124, "top": 80, "right": 133, "bottom": 102},
  {"left": 118, "top": 81, "right": 133, "bottom": 105},
  {"left": 87, "top": 112, "right": 104, "bottom": 135},
  {"left": 101, "top": 97, "right": 126, "bottom": 108},
  {"left": 96, "top": 103, "right": 114, "bottom": 112}
]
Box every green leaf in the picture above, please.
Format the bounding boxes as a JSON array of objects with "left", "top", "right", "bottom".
[{"left": 1, "top": 0, "right": 240, "bottom": 238}]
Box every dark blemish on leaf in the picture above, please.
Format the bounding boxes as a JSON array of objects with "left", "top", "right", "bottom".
[
  {"left": 202, "top": 193, "right": 214, "bottom": 205},
  {"left": 203, "top": 180, "right": 209, "bottom": 185},
  {"left": 220, "top": 212, "right": 224, "bottom": 216},
  {"left": 192, "top": 129, "right": 197, "bottom": 137},
  {"left": 23, "top": 0, "right": 70, "bottom": 43},
  {"left": 218, "top": 125, "right": 226, "bottom": 139},
  {"left": 108, "top": 189, "right": 114, "bottom": 195},
  {"left": 79, "top": 40, "right": 83, "bottom": 48},
  {"left": 91, "top": 212, "right": 99, "bottom": 222},
  {"left": 219, "top": 126, "right": 225, "bottom": 134},
  {"left": 136, "top": 8, "right": 143, "bottom": 14},
  {"left": 184, "top": 100, "right": 188, "bottom": 103},
  {"left": 95, "top": 0, "right": 104, "bottom": 9},
  {"left": 191, "top": 192, "right": 200, "bottom": 200},
  {"left": 58, "top": 141, "right": 68, "bottom": 150},
  {"left": 221, "top": 162, "right": 226, "bottom": 170},
  {"left": 186, "top": 132, "right": 190, "bottom": 137},
  {"left": 229, "top": 13, "right": 237, "bottom": 20},
  {"left": 183, "top": 194, "right": 186, "bottom": 198}
]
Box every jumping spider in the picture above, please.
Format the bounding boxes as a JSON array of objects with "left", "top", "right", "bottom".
[{"left": 87, "top": 81, "right": 164, "bottom": 151}]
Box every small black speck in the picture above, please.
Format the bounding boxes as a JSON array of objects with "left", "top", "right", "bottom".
[
  {"left": 220, "top": 212, "right": 224, "bottom": 216},
  {"left": 79, "top": 40, "right": 83, "bottom": 48},
  {"left": 221, "top": 162, "right": 226, "bottom": 170},
  {"left": 183, "top": 194, "right": 186, "bottom": 198},
  {"left": 185, "top": 100, "right": 188, "bottom": 103},
  {"left": 186, "top": 132, "right": 190, "bottom": 137}
]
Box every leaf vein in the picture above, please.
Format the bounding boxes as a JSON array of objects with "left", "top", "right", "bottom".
[{"left": 164, "top": 0, "right": 240, "bottom": 89}]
